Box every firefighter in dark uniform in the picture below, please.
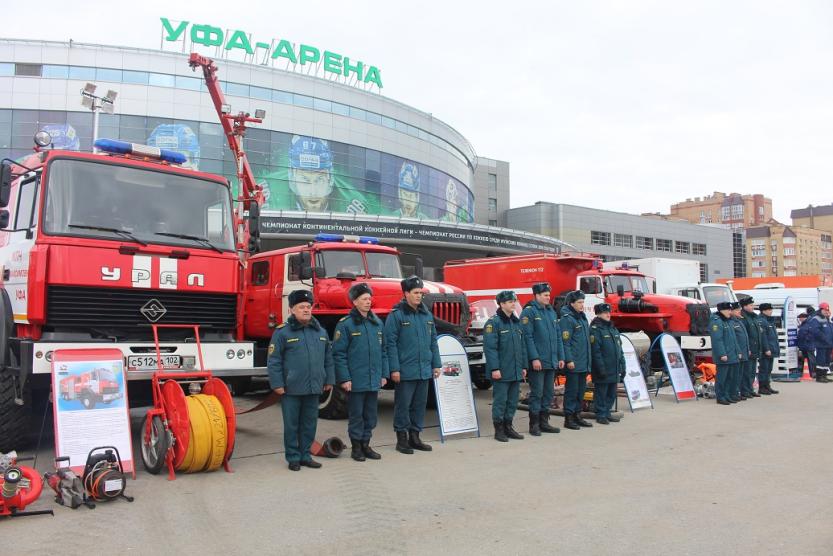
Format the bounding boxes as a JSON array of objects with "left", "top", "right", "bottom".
[
  {"left": 710, "top": 301, "right": 739, "bottom": 405},
  {"left": 333, "top": 283, "right": 390, "bottom": 462},
  {"left": 485, "top": 290, "right": 528, "bottom": 442},
  {"left": 730, "top": 301, "right": 750, "bottom": 402},
  {"left": 739, "top": 297, "right": 763, "bottom": 398},
  {"left": 806, "top": 302, "right": 833, "bottom": 383},
  {"left": 758, "top": 303, "right": 780, "bottom": 395},
  {"left": 520, "top": 282, "right": 563, "bottom": 436},
  {"left": 384, "top": 276, "right": 442, "bottom": 454},
  {"left": 590, "top": 303, "right": 625, "bottom": 424},
  {"left": 796, "top": 312, "right": 814, "bottom": 378},
  {"left": 267, "top": 290, "right": 335, "bottom": 471},
  {"left": 560, "top": 290, "right": 593, "bottom": 430}
]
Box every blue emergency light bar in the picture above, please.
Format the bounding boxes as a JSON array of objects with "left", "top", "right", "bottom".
[
  {"left": 314, "top": 233, "right": 379, "bottom": 244},
  {"left": 94, "top": 139, "right": 188, "bottom": 165}
]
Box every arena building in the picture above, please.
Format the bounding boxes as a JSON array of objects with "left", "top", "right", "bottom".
[{"left": 0, "top": 37, "right": 566, "bottom": 277}]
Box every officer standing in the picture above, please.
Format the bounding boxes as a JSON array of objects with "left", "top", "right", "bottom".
[
  {"left": 267, "top": 290, "right": 335, "bottom": 471},
  {"left": 590, "top": 303, "right": 625, "bottom": 424},
  {"left": 806, "top": 302, "right": 833, "bottom": 383},
  {"left": 796, "top": 312, "right": 815, "bottom": 378},
  {"left": 520, "top": 283, "right": 563, "bottom": 436},
  {"left": 730, "top": 301, "right": 750, "bottom": 402},
  {"left": 384, "top": 276, "right": 442, "bottom": 454},
  {"left": 485, "top": 290, "right": 528, "bottom": 442},
  {"left": 333, "top": 283, "right": 389, "bottom": 462},
  {"left": 758, "top": 303, "right": 780, "bottom": 395},
  {"left": 560, "top": 291, "right": 593, "bottom": 430},
  {"left": 710, "top": 301, "right": 740, "bottom": 405},
  {"left": 739, "top": 297, "right": 763, "bottom": 398}
]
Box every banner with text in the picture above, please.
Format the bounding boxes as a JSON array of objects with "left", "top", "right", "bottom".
[{"left": 434, "top": 335, "right": 479, "bottom": 438}]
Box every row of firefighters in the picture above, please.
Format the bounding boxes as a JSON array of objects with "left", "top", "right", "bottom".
[{"left": 267, "top": 278, "right": 640, "bottom": 470}]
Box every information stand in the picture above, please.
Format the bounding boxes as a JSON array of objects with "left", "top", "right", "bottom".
[
  {"left": 621, "top": 335, "right": 653, "bottom": 411},
  {"left": 655, "top": 334, "right": 697, "bottom": 402},
  {"left": 51, "top": 348, "right": 135, "bottom": 475},
  {"left": 774, "top": 295, "right": 800, "bottom": 382},
  {"left": 433, "top": 335, "right": 480, "bottom": 441}
]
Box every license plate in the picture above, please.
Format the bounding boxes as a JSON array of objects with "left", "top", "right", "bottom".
[{"left": 127, "top": 355, "right": 182, "bottom": 371}]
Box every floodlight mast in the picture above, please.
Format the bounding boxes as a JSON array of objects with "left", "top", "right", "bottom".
[
  {"left": 188, "top": 53, "right": 265, "bottom": 213},
  {"left": 80, "top": 83, "right": 117, "bottom": 152}
]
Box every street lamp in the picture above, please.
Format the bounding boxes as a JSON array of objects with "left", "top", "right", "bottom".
[{"left": 80, "top": 83, "right": 117, "bottom": 152}]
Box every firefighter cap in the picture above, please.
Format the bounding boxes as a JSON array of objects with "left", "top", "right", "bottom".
[
  {"left": 740, "top": 296, "right": 755, "bottom": 307},
  {"left": 594, "top": 303, "right": 612, "bottom": 314},
  {"left": 532, "top": 283, "right": 551, "bottom": 295},
  {"left": 348, "top": 282, "right": 373, "bottom": 301},
  {"left": 401, "top": 275, "right": 424, "bottom": 293},
  {"left": 288, "top": 289, "right": 314, "bottom": 307},
  {"left": 565, "top": 290, "right": 585, "bottom": 304},
  {"left": 759, "top": 303, "right": 773, "bottom": 311},
  {"left": 495, "top": 290, "right": 517, "bottom": 304},
  {"left": 716, "top": 301, "right": 733, "bottom": 311},
  {"left": 730, "top": 301, "right": 741, "bottom": 310}
]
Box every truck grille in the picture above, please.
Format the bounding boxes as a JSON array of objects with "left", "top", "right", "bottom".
[
  {"left": 687, "top": 303, "right": 711, "bottom": 335},
  {"left": 46, "top": 286, "right": 237, "bottom": 332},
  {"left": 423, "top": 294, "right": 470, "bottom": 334}
]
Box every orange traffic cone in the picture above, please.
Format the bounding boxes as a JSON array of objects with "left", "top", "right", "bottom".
[{"left": 800, "top": 360, "right": 813, "bottom": 382}]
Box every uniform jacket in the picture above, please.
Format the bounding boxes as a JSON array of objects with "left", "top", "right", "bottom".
[
  {"left": 739, "top": 310, "right": 763, "bottom": 360},
  {"left": 797, "top": 319, "right": 813, "bottom": 351},
  {"left": 806, "top": 314, "right": 833, "bottom": 349},
  {"left": 760, "top": 314, "right": 781, "bottom": 358},
  {"left": 710, "top": 313, "right": 739, "bottom": 365},
  {"left": 520, "top": 300, "right": 564, "bottom": 369},
  {"left": 384, "top": 299, "right": 442, "bottom": 381},
  {"left": 560, "top": 305, "right": 592, "bottom": 373},
  {"left": 590, "top": 317, "right": 626, "bottom": 384},
  {"left": 732, "top": 316, "right": 750, "bottom": 362},
  {"left": 333, "top": 308, "right": 390, "bottom": 392},
  {"left": 267, "top": 315, "right": 335, "bottom": 395},
  {"left": 484, "top": 309, "right": 528, "bottom": 382}
]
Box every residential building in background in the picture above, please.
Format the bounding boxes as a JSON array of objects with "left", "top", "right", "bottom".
[
  {"left": 472, "top": 157, "right": 510, "bottom": 227},
  {"left": 506, "top": 202, "right": 734, "bottom": 281},
  {"left": 746, "top": 221, "right": 833, "bottom": 281},
  {"left": 791, "top": 203, "right": 833, "bottom": 237},
  {"left": 669, "top": 192, "right": 772, "bottom": 229}
]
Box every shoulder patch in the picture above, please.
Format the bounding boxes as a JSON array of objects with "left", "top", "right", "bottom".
[
  {"left": 712, "top": 324, "right": 718, "bottom": 331},
  {"left": 562, "top": 330, "right": 570, "bottom": 340},
  {"left": 268, "top": 343, "right": 275, "bottom": 355},
  {"left": 334, "top": 330, "right": 341, "bottom": 341},
  {"left": 590, "top": 335, "right": 595, "bottom": 344},
  {"left": 521, "top": 316, "right": 529, "bottom": 325},
  {"left": 485, "top": 323, "right": 494, "bottom": 334}
]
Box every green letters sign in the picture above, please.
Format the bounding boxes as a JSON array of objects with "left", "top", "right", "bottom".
[{"left": 161, "top": 17, "right": 383, "bottom": 89}]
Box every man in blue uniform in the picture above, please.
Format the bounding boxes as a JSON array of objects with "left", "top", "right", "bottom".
[
  {"left": 384, "top": 276, "right": 442, "bottom": 454},
  {"left": 590, "top": 303, "right": 625, "bottom": 424},
  {"left": 520, "top": 282, "right": 563, "bottom": 436},
  {"left": 797, "top": 312, "right": 814, "bottom": 378},
  {"left": 710, "top": 301, "right": 740, "bottom": 405},
  {"left": 730, "top": 301, "right": 750, "bottom": 402},
  {"left": 333, "top": 283, "right": 390, "bottom": 461},
  {"left": 268, "top": 290, "right": 335, "bottom": 471},
  {"left": 485, "top": 290, "right": 528, "bottom": 442},
  {"left": 757, "top": 303, "right": 781, "bottom": 395},
  {"left": 560, "top": 290, "right": 593, "bottom": 430},
  {"left": 806, "top": 302, "right": 833, "bottom": 383},
  {"left": 739, "top": 297, "right": 763, "bottom": 398}
]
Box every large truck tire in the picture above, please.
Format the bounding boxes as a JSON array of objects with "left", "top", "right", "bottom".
[
  {"left": 318, "top": 386, "right": 348, "bottom": 420},
  {"left": 0, "top": 372, "right": 32, "bottom": 452},
  {"left": 81, "top": 392, "right": 96, "bottom": 410}
]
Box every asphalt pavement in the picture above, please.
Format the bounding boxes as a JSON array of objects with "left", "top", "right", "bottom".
[{"left": 4, "top": 380, "right": 832, "bottom": 555}]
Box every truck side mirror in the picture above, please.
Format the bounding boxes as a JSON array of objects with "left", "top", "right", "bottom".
[
  {"left": 0, "top": 210, "right": 8, "bottom": 229},
  {"left": 247, "top": 201, "right": 260, "bottom": 239},
  {"left": 0, "top": 163, "right": 11, "bottom": 207},
  {"left": 617, "top": 285, "right": 625, "bottom": 297}
]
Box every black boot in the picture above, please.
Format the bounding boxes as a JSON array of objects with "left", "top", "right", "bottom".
[
  {"left": 607, "top": 414, "right": 621, "bottom": 422},
  {"left": 575, "top": 415, "right": 593, "bottom": 428},
  {"left": 361, "top": 441, "right": 381, "bottom": 460},
  {"left": 564, "top": 414, "right": 580, "bottom": 430},
  {"left": 395, "top": 430, "right": 414, "bottom": 454},
  {"left": 494, "top": 421, "right": 508, "bottom": 442},
  {"left": 350, "top": 439, "right": 366, "bottom": 462},
  {"left": 767, "top": 383, "right": 779, "bottom": 394},
  {"left": 529, "top": 412, "right": 541, "bottom": 436},
  {"left": 758, "top": 384, "right": 772, "bottom": 395},
  {"left": 539, "top": 412, "right": 560, "bottom": 433},
  {"left": 408, "top": 431, "right": 432, "bottom": 451},
  {"left": 504, "top": 420, "right": 524, "bottom": 439}
]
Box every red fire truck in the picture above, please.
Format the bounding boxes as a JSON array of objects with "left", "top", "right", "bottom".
[
  {"left": 0, "top": 141, "right": 256, "bottom": 451},
  {"left": 58, "top": 367, "right": 122, "bottom": 409},
  {"left": 443, "top": 253, "right": 711, "bottom": 373}
]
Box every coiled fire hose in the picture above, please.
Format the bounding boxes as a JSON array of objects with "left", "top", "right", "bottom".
[{"left": 179, "top": 394, "right": 227, "bottom": 473}]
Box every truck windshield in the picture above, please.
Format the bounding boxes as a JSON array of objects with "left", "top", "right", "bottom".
[
  {"left": 703, "top": 286, "right": 733, "bottom": 307},
  {"left": 43, "top": 159, "right": 234, "bottom": 252},
  {"left": 606, "top": 275, "right": 651, "bottom": 294},
  {"left": 317, "top": 250, "right": 402, "bottom": 279},
  {"left": 96, "top": 368, "right": 116, "bottom": 382},
  {"left": 366, "top": 252, "right": 402, "bottom": 278}
]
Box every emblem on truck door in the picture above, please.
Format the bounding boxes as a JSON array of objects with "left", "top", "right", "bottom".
[{"left": 140, "top": 299, "right": 168, "bottom": 322}]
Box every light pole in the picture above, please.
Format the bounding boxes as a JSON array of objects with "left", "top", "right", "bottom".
[{"left": 80, "top": 83, "right": 117, "bottom": 152}]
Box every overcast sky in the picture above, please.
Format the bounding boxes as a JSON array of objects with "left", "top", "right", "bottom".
[{"left": 5, "top": 0, "right": 832, "bottom": 222}]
